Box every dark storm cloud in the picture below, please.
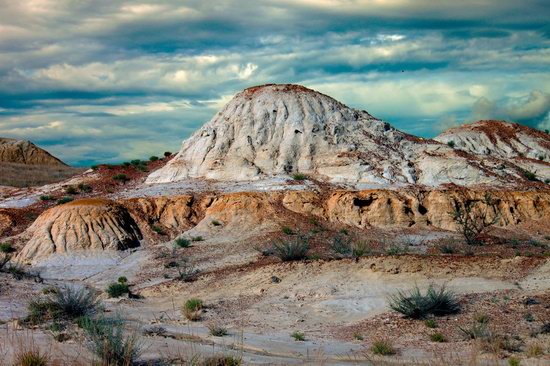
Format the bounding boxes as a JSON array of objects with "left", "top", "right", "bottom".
[{"left": 0, "top": 0, "right": 548, "bottom": 165}]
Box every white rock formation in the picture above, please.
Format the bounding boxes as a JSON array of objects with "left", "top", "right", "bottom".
[{"left": 147, "top": 84, "right": 547, "bottom": 187}]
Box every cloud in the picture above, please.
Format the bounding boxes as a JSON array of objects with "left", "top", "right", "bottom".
[{"left": 0, "top": 1, "right": 548, "bottom": 165}]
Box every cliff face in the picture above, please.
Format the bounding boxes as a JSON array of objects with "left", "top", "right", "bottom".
[
  {"left": 0, "top": 138, "right": 66, "bottom": 166},
  {"left": 147, "top": 84, "right": 545, "bottom": 187}
]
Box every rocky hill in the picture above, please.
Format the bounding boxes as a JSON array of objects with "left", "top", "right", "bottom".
[
  {"left": 147, "top": 84, "right": 548, "bottom": 187},
  {"left": 0, "top": 137, "right": 66, "bottom": 166}
]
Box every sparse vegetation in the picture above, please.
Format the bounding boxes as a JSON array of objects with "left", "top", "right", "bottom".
[
  {"left": 0, "top": 243, "right": 14, "bottom": 253},
  {"left": 77, "top": 183, "right": 93, "bottom": 193},
  {"left": 208, "top": 322, "right": 228, "bottom": 337},
  {"left": 174, "top": 238, "right": 191, "bottom": 248},
  {"left": 291, "top": 331, "right": 305, "bottom": 341},
  {"left": 388, "top": 284, "right": 460, "bottom": 319},
  {"left": 211, "top": 220, "right": 222, "bottom": 226},
  {"left": 56, "top": 196, "right": 74, "bottom": 205},
  {"left": 330, "top": 234, "right": 369, "bottom": 259},
  {"left": 183, "top": 298, "right": 203, "bottom": 321},
  {"left": 200, "top": 355, "right": 241, "bottom": 366},
  {"left": 80, "top": 315, "right": 142, "bottom": 366},
  {"left": 292, "top": 173, "right": 306, "bottom": 181},
  {"left": 458, "top": 321, "right": 491, "bottom": 340},
  {"left": 174, "top": 257, "right": 199, "bottom": 282},
  {"left": 430, "top": 332, "right": 446, "bottom": 342},
  {"left": 370, "top": 338, "right": 396, "bottom": 355},
  {"left": 106, "top": 277, "right": 130, "bottom": 298},
  {"left": 164, "top": 151, "right": 172, "bottom": 157},
  {"left": 39, "top": 195, "right": 53, "bottom": 201},
  {"left": 508, "top": 357, "right": 520, "bottom": 366},
  {"left": 13, "top": 341, "right": 50, "bottom": 366},
  {"left": 450, "top": 193, "right": 499, "bottom": 245},
  {"left": 522, "top": 170, "right": 538, "bottom": 181},
  {"left": 112, "top": 173, "right": 129, "bottom": 183},
  {"left": 26, "top": 286, "right": 97, "bottom": 324},
  {"left": 447, "top": 140, "right": 455, "bottom": 148},
  {"left": 353, "top": 332, "right": 364, "bottom": 340},
  {"left": 151, "top": 225, "right": 165, "bottom": 235},
  {"left": 425, "top": 318, "right": 438, "bottom": 328},
  {"left": 191, "top": 236, "right": 204, "bottom": 242},
  {"left": 65, "top": 186, "right": 78, "bottom": 195},
  {"left": 281, "top": 226, "right": 294, "bottom": 235},
  {"left": 439, "top": 244, "right": 457, "bottom": 254},
  {"left": 149, "top": 155, "right": 159, "bottom": 162},
  {"left": 271, "top": 235, "right": 309, "bottom": 261}
]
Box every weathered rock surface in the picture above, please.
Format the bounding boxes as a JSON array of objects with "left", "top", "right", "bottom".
[
  {"left": 147, "top": 84, "right": 542, "bottom": 187},
  {"left": 17, "top": 199, "right": 141, "bottom": 263},
  {"left": 0, "top": 138, "right": 66, "bottom": 166},
  {"left": 435, "top": 120, "right": 550, "bottom": 182}
]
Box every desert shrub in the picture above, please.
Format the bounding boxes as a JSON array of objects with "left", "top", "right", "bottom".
[
  {"left": 388, "top": 284, "right": 460, "bottom": 319},
  {"left": 281, "top": 226, "right": 294, "bottom": 235},
  {"left": 56, "top": 196, "right": 73, "bottom": 205},
  {"left": 425, "top": 319, "right": 437, "bottom": 328},
  {"left": 174, "top": 238, "right": 191, "bottom": 248},
  {"left": 370, "top": 338, "right": 395, "bottom": 355},
  {"left": 13, "top": 344, "right": 49, "bottom": 366},
  {"left": 523, "top": 313, "right": 534, "bottom": 322},
  {"left": 27, "top": 286, "right": 96, "bottom": 324},
  {"left": 0, "top": 243, "right": 14, "bottom": 253},
  {"left": 430, "top": 332, "right": 446, "bottom": 342},
  {"left": 271, "top": 236, "right": 309, "bottom": 261},
  {"left": 163, "top": 151, "right": 172, "bottom": 157},
  {"left": 508, "top": 357, "right": 520, "bottom": 366},
  {"left": 353, "top": 332, "right": 364, "bottom": 340},
  {"left": 291, "top": 331, "right": 305, "bottom": 341},
  {"left": 77, "top": 183, "right": 93, "bottom": 193},
  {"left": 112, "top": 174, "right": 129, "bottom": 182},
  {"left": 183, "top": 298, "right": 203, "bottom": 321},
  {"left": 523, "top": 170, "right": 538, "bottom": 181},
  {"left": 174, "top": 258, "right": 199, "bottom": 282},
  {"left": 91, "top": 165, "right": 99, "bottom": 170},
  {"left": 447, "top": 140, "right": 455, "bottom": 148},
  {"left": 331, "top": 235, "right": 370, "bottom": 259},
  {"left": 450, "top": 193, "right": 499, "bottom": 245},
  {"left": 526, "top": 341, "right": 544, "bottom": 357},
  {"left": 439, "top": 244, "right": 457, "bottom": 254},
  {"left": 106, "top": 282, "right": 129, "bottom": 298},
  {"left": 151, "top": 225, "right": 165, "bottom": 235},
  {"left": 200, "top": 355, "right": 241, "bottom": 366},
  {"left": 149, "top": 156, "right": 159, "bottom": 162},
  {"left": 458, "top": 321, "right": 491, "bottom": 340},
  {"left": 39, "top": 195, "right": 53, "bottom": 201},
  {"left": 65, "top": 186, "right": 78, "bottom": 195},
  {"left": 211, "top": 220, "right": 222, "bottom": 226},
  {"left": 191, "top": 236, "right": 204, "bottom": 242},
  {"left": 80, "top": 315, "right": 142, "bottom": 366},
  {"left": 292, "top": 173, "right": 306, "bottom": 181},
  {"left": 386, "top": 245, "right": 406, "bottom": 255},
  {"left": 545, "top": 179, "right": 550, "bottom": 184},
  {"left": 208, "top": 322, "right": 228, "bottom": 337}
]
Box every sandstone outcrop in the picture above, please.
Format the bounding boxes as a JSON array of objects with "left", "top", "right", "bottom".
[
  {"left": 17, "top": 199, "right": 142, "bottom": 263},
  {"left": 147, "top": 84, "right": 543, "bottom": 187},
  {"left": 0, "top": 138, "right": 66, "bottom": 166}
]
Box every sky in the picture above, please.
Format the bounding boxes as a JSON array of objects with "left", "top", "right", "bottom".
[{"left": 0, "top": 1, "right": 549, "bottom": 166}]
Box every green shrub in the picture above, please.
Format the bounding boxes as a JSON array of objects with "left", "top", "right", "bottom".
[
  {"left": 151, "top": 225, "right": 165, "bottom": 235},
  {"left": 117, "top": 276, "right": 127, "bottom": 284},
  {"left": 508, "top": 357, "right": 520, "bottom": 366},
  {"left": 523, "top": 170, "right": 538, "bottom": 181},
  {"left": 13, "top": 344, "right": 50, "bottom": 366},
  {"left": 106, "top": 283, "right": 129, "bottom": 298},
  {"left": 208, "top": 322, "right": 228, "bottom": 337},
  {"left": 174, "top": 238, "right": 191, "bottom": 248},
  {"left": 388, "top": 284, "right": 460, "bottom": 319},
  {"left": 164, "top": 151, "right": 172, "bottom": 157},
  {"left": 200, "top": 355, "right": 241, "bottom": 366},
  {"left": 292, "top": 173, "right": 306, "bottom": 181},
  {"left": 271, "top": 236, "right": 309, "bottom": 261},
  {"left": 430, "top": 332, "right": 446, "bottom": 342},
  {"left": 80, "top": 315, "right": 142, "bottom": 366},
  {"left": 370, "top": 338, "right": 395, "bottom": 355},
  {"left": 447, "top": 140, "right": 455, "bottom": 148},
  {"left": 439, "top": 244, "right": 457, "bottom": 254},
  {"left": 0, "top": 243, "right": 14, "bottom": 253},
  {"left": 281, "top": 226, "right": 294, "bottom": 235},
  {"left": 77, "top": 183, "right": 92, "bottom": 193},
  {"left": 112, "top": 174, "right": 129, "bottom": 183},
  {"left": 291, "top": 331, "right": 305, "bottom": 341},
  {"left": 425, "top": 319, "right": 438, "bottom": 328},
  {"left": 191, "top": 236, "right": 204, "bottom": 242},
  {"left": 130, "top": 159, "right": 142, "bottom": 166},
  {"left": 65, "top": 186, "right": 78, "bottom": 195},
  {"left": 27, "top": 286, "right": 96, "bottom": 324},
  {"left": 149, "top": 156, "right": 159, "bottom": 162},
  {"left": 183, "top": 298, "right": 203, "bottom": 321},
  {"left": 56, "top": 197, "right": 73, "bottom": 205},
  {"left": 39, "top": 195, "right": 53, "bottom": 201},
  {"left": 91, "top": 165, "right": 99, "bottom": 170},
  {"left": 211, "top": 220, "right": 222, "bottom": 226},
  {"left": 174, "top": 258, "right": 198, "bottom": 282},
  {"left": 458, "top": 319, "right": 491, "bottom": 340}
]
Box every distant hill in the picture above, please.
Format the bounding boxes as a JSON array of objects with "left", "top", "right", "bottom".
[{"left": 0, "top": 138, "right": 83, "bottom": 187}]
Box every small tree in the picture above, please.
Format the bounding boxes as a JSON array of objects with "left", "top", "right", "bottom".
[{"left": 450, "top": 193, "right": 499, "bottom": 245}]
